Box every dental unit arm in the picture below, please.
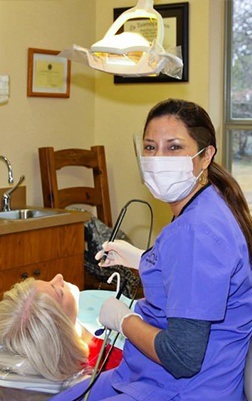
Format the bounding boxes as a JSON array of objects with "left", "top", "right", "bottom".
[{"left": 58, "top": 0, "right": 183, "bottom": 78}]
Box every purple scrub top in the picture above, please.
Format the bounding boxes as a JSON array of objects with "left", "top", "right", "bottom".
[{"left": 110, "top": 185, "right": 252, "bottom": 401}]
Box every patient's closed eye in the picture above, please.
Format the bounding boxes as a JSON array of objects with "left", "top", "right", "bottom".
[{"left": 51, "top": 284, "right": 63, "bottom": 299}]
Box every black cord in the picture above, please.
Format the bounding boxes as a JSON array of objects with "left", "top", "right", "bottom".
[
  {"left": 100, "top": 199, "right": 153, "bottom": 264},
  {"left": 125, "top": 199, "right": 153, "bottom": 249},
  {"left": 71, "top": 199, "right": 153, "bottom": 401}
]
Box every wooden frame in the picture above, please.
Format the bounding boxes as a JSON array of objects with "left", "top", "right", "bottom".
[
  {"left": 113, "top": 2, "right": 189, "bottom": 84},
  {"left": 27, "top": 48, "right": 71, "bottom": 98}
]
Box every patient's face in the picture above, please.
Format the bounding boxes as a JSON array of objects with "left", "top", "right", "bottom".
[{"left": 36, "top": 274, "right": 79, "bottom": 324}]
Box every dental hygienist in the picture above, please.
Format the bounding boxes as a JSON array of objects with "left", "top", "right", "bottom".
[{"left": 50, "top": 98, "right": 252, "bottom": 401}]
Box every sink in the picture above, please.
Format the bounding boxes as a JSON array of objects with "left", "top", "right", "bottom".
[{"left": 0, "top": 209, "right": 65, "bottom": 220}]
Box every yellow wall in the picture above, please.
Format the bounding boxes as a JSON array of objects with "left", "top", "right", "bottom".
[
  {"left": 0, "top": 0, "right": 224, "bottom": 247},
  {"left": 0, "top": 0, "right": 96, "bottom": 206}
]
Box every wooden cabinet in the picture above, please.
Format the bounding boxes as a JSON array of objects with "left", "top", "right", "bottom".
[{"left": 0, "top": 222, "right": 85, "bottom": 298}]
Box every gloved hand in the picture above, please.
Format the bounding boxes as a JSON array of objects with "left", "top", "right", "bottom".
[
  {"left": 99, "top": 297, "right": 142, "bottom": 336},
  {"left": 95, "top": 239, "right": 144, "bottom": 270}
]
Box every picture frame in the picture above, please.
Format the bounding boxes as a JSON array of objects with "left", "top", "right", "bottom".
[
  {"left": 113, "top": 2, "right": 189, "bottom": 84},
  {"left": 27, "top": 48, "right": 71, "bottom": 98}
]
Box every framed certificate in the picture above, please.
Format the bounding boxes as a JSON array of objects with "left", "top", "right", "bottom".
[{"left": 27, "top": 48, "right": 71, "bottom": 98}]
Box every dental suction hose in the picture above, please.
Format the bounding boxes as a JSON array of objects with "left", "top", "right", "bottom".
[
  {"left": 80, "top": 199, "right": 153, "bottom": 401},
  {"left": 99, "top": 198, "right": 153, "bottom": 264}
]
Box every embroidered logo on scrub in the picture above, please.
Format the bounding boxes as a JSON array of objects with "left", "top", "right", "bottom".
[{"left": 145, "top": 248, "right": 157, "bottom": 266}]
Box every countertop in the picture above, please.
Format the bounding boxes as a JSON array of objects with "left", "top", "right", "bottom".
[{"left": 0, "top": 207, "right": 91, "bottom": 235}]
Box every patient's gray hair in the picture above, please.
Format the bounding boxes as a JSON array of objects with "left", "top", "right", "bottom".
[{"left": 0, "top": 278, "right": 88, "bottom": 381}]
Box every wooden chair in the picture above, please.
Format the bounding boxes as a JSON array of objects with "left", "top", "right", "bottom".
[
  {"left": 38, "top": 146, "right": 115, "bottom": 291},
  {"left": 38, "top": 146, "right": 112, "bottom": 227}
]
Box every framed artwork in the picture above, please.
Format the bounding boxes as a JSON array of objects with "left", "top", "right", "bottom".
[
  {"left": 27, "top": 48, "right": 71, "bottom": 97},
  {"left": 113, "top": 2, "right": 189, "bottom": 84}
]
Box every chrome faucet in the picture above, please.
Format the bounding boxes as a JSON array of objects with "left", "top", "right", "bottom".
[
  {"left": 0, "top": 156, "right": 25, "bottom": 211},
  {"left": 2, "top": 175, "right": 25, "bottom": 212},
  {"left": 0, "top": 155, "right": 14, "bottom": 184}
]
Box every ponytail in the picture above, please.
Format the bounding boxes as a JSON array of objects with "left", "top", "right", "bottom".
[{"left": 209, "top": 161, "right": 252, "bottom": 263}]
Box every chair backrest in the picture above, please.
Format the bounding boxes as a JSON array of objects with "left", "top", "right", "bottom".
[
  {"left": 38, "top": 146, "right": 112, "bottom": 227},
  {"left": 244, "top": 337, "right": 252, "bottom": 401}
]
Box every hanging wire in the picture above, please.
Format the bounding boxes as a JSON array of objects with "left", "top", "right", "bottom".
[{"left": 71, "top": 199, "right": 153, "bottom": 401}]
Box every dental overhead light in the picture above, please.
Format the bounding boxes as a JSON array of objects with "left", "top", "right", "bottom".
[{"left": 59, "top": 0, "right": 183, "bottom": 78}]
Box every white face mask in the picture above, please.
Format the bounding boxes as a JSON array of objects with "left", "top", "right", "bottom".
[{"left": 140, "top": 149, "right": 205, "bottom": 203}]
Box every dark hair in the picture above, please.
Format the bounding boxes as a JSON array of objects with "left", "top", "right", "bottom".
[{"left": 144, "top": 98, "right": 252, "bottom": 262}]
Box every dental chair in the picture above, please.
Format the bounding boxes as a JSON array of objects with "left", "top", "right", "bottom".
[{"left": 244, "top": 338, "right": 252, "bottom": 400}]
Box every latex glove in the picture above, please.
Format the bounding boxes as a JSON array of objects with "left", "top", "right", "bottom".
[
  {"left": 99, "top": 296, "right": 142, "bottom": 336},
  {"left": 95, "top": 239, "right": 144, "bottom": 270}
]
